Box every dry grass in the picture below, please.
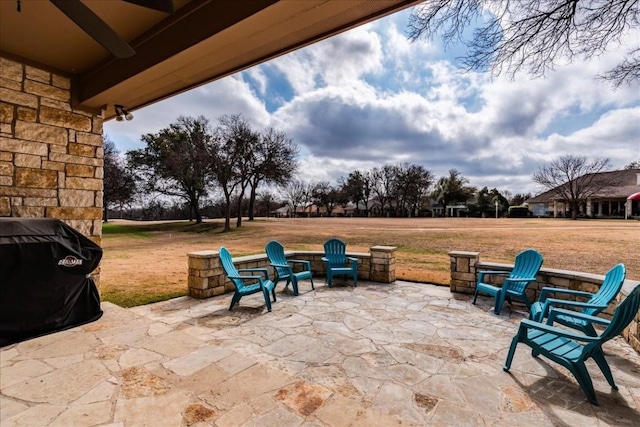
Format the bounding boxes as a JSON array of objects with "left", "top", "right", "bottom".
[{"left": 100, "top": 217, "right": 640, "bottom": 307}]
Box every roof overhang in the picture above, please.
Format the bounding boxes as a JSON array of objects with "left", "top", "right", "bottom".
[{"left": 1, "top": 0, "right": 421, "bottom": 119}]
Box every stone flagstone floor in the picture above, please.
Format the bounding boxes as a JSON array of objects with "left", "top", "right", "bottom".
[{"left": 1, "top": 280, "right": 639, "bottom": 426}]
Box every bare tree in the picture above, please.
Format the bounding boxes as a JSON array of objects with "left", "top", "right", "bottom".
[
  {"left": 103, "top": 136, "right": 136, "bottom": 222},
  {"left": 208, "top": 114, "right": 257, "bottom": 232},
  {"left": 281, "top": 179, "right": 307, "bottom": 217},
  {"left": 340, "top": 170, "right": 374, "bottom": 217},
  {"left": 371, "top": 165, "right": 397, "bottom": 217},
  {"left": 127, "top": 116, "right": 211, "bottom": 223},
  {"left": 624, "top": 159, "right": 640, "bottom": 169},
  {"left": 532, "top": 155, "right": 613, "bottom": 219},
  {"left": 393, "top": 163, "right": 434, "bottom": 217},
  {"left": 407, "top": 0, "right": 640, "bottom": 86},
  {"left": 247, "top": 127, "right": 298, "bottom": 221}
]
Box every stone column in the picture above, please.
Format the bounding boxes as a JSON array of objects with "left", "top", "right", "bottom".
[
  {"left": 449, "top": 251, "right": 480, "bottom": 294},
  {"left": 1, "top": 56, "right": 104, "bottom": 283},
  {"left": 187, "top": 250, "right": 227, "bottom": 299},
  {"left": 369, "top": 246, "right": 396, "bottom": 283}
]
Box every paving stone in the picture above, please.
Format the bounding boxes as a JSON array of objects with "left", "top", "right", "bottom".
[
  {"left": 1, "top": 404, "right": 65, "bottom": 427},
  {"left": 372, "top": 382, "right": 427, "bottom": 425},
  {"left": 49, "top": 400, "right": 113, "bottom": 426},
  {"left": 275, "top": 381, "right": 332, "bottom": 416},
  {"left": 0, "top": 359, "right": 53, "bottom": 388},
  {"left": 0, "top": 395, "right": 29, "bottom": 419},
  {"left": 162, "top": 345, "right": 232, "bottom": 376},
  {"left": 113, "top": 391, "right": 191, "bottom": 426},
  {"left": 139, "top": 330, "right": 205, "bottom": 358},
  {"left": 74, "top": 380, "right": 116, "bottom": 404},
  {"left": 243, "top": 404, "right": 305, "bottom": 427},
  {"left": 118, "top": 348, "right": 164, "bottom": 369},
  {"left": 1, "top": 280, "right": 639, "bottom": 426},
  {"left": 2, "top": 359, "right": 108, "bottom": 405}
]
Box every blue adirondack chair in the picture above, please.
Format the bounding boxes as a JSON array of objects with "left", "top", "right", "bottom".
[
  {"left": 219, "top": 246, "right": 276, "bottom": 312},
  {"left": 265, "top": 240, "right": 314, "bottom": 296},
  {"left": 504, "top": 285, "right": 640, "bottom": 405},
  {"left": 529, "top": 264, "right": 626, "bottom": 336},
  {"left": 322, "top": 238, "right": 358, "bottom": 287},
  {"left": 472, "top": 249, "right": 543, "bottom": 315}
]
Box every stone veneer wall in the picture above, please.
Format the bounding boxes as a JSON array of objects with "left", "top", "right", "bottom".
[
  {"left": 0, "top": 56, "right": 104, "bottom": 282},
  {"left": 187, "top": 246, "right": 397, "bottom": 299},
  {"left": 449, "top": 251, "right": 640, "bottom": 354}
]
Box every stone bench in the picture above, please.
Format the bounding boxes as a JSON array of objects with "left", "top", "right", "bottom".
[
  {"left": 187, "top": 245, "right": 396, "bottom": 299},
  {"left": 449, "top": 250, "right": 640, "bottom": 354}
]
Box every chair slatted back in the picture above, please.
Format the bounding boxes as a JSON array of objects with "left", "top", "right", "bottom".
[
  {"left": 508, "top": 249, "right": 543, "bottom": 294},
  {"left": 265, "top": 240, "right": 289, "bottom": 279},
  {"left": 584, "top": 263, "right": 626, "bottom": 316},
  {"left": 219, "top": 246, "right": 243, "bottom": 289},
  {"left": 323, "top": 238, "right": 347, "bottom": 268},
  {"left": 585, "top": 285, "right": 640, "bottom": 355}
]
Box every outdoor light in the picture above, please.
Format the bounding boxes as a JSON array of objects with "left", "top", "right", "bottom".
[{"left": 114, "top": 105, "right": 133, "bottom": 121}]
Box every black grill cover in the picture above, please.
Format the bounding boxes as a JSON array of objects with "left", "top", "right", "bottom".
[{"left": 0, "top": 218, "right": 103, "bottom": 347}]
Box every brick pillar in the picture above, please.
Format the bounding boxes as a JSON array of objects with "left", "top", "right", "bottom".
[
  {"left": 369, "top": 246, "right": 396, "bottom": 283},
  {"left": 449, "top": 251, "right": 480, "bottom": 294},
  {"left": 187, "top": 250, "right": 227, "bottom": 299}
]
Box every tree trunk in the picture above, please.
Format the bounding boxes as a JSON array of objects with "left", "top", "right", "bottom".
[
  {"left": 192, "top": 199, "right": 202, "bottom": 223},
  {"left": 248, "top": 177, "right": 260, "bottom": 221}
]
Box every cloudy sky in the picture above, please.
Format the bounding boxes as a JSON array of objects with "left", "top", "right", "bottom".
[{"left": 104, "top": 7, "right": 640, "bottom": 196}]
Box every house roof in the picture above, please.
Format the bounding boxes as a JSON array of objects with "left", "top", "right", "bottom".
[
  {"left": 1, "top": 0, "right": 420, "bottom": 119},
  {"left": 527, "top": 169, "right": 640, "bottom": 203}
]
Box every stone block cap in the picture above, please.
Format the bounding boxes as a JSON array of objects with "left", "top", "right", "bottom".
[
  {"left": 187, "top": 250, "right": 218, "bottom": 258},
  {"left": 370, "top": 246, "right": 397, "bottom": 252},
  {"left": 449, "top": 251, "right": 480, "bottom": 257}
]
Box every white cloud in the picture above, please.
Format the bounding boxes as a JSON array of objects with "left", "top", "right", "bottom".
[{"left": 106, "top": 7, "right": 640, "bottom": 196}]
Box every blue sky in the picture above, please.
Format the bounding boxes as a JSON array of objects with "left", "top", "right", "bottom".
[{"left": 104, "top": 8, "right": 640, "bottom": 196}]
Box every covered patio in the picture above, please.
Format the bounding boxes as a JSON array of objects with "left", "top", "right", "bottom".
[{"left": 2, "top": 281, "right": 638, "bottom": 426}]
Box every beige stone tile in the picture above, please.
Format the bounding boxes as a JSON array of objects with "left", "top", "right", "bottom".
[
  {"left": 2, "top": 359, "right": 108, "bottom": 405},
  {"left": 49, "top": 401, "right": 113, "bottom": 426}
]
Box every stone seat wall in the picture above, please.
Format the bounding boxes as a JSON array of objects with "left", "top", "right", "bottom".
[
  {"left": 449, "top": 251, "right": 640, "bottom": 354},
  {"left": 187, "top": 246, "right": 396, "bottom": 299}
]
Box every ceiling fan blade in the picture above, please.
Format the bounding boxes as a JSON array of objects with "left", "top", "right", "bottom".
[
  {"left": 123, "top": 0, "right": 174, "bottom": 13},
  {"left": 50, "top": 0, "right": 135, "bottom": 58}
]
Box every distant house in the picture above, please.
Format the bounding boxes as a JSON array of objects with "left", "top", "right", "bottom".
[{"left": 526, "top": 169, "right": 640, "bottom": 219}]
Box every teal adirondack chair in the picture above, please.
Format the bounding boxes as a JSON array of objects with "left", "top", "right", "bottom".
[
  {"left": 472, "top": 249, "right": 543, "bottom": 315},
  {"left": 265, "top": 240, "right": 314, "bottom": 296},
  {"left": 530, "top": 264, "right": 626, "bottom": 336},
  {"left": 219, "top": 246, "right": 276, "bottom": 312},
  {"left": 504, "top": 285, "right": 640, "bottom": 405},
  {"left": 322, "top": 238, "right": 358, "bottom": 287}
]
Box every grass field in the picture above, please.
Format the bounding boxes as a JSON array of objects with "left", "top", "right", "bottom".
[{"left": 100, "top": 217, "right": 640, "bottom": 307}]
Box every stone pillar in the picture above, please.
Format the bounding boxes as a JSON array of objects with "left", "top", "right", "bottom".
[
  {"left": 187, "top": 250, "right": 227, "bottom": 299},
  {"left": 449, "top": 251, "right": 480, "bottom": 294},
  {"left": 369, "top": 246, "right": 396, "bottom": 283},
  {"left": 1, "top": 56, "right": 104, "bottom": 282}
]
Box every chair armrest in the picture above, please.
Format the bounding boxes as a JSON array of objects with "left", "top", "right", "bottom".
[
  {"left": 228, "top": 274, "right": 264, "bottom": 282},
  {"left": 270, "top": 262, "right": 291, "bottom": 268},
  {"left": 321, "top": 257, "right": 329, "bottom": 262},
  {"left": 502, "top": 277, "right": 537, "bottom": 287},
  {"left": 519, "top": 319, "right": 599, "bottom": 342},
  {"left": 537, "top": 298, "right": 607, "bottom": 321},
  {"left": 347, "top": 257, "right": 358, "bottom": 265},
  {"left": 539, "top": 286, "right": 594, "bottom": 302},
  {"left": 289, "top": 259, "right": 312, "bottom": 268},
  {"left": 237, "top": 268, "right": 269, "bottom": 280},
  {"left": 547, "top": 308, "right": 611, "bottom": 327}
]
